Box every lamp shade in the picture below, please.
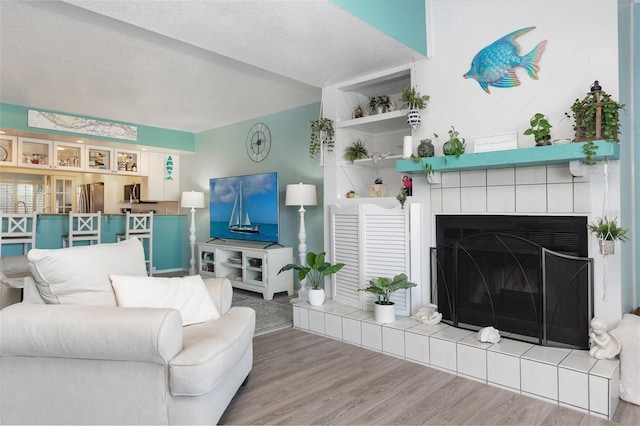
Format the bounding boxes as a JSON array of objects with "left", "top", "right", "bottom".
[
  {"left": 285, "top": 183, "right": 317, "bottom": 206},
  {"left": 180, "top": 191, "right": 205, "bottom": 208}
]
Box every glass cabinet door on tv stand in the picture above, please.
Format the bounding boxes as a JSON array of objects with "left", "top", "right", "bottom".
[{"left": 196, "top": 241, "right": 293, "bottom": 301}]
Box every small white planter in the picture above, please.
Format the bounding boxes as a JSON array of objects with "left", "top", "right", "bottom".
[
  {"left": 599, "top": 239, "right": 615, "bottom": 255},
  {"left": 374, "top": 302, "right": 396, "bottom": 323},
  {"left": 307, "top": 288, "right": 325, "bottom": 306}
]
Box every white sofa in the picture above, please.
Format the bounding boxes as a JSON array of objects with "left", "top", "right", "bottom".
[{"left": 0, "top": 238, "right": 255, "bottom": 425}]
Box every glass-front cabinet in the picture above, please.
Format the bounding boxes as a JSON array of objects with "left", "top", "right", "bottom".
[
  {"left": 0, "top": 134, "right": 17, "bottom": 166},
  {"left": 18, "top": 137, "right": 53, "bottom": 169},
  {"left": 53, "top": 141, "right": 84, "bottom": 171},
  {"left": 85, "top": 145, "right": 114, "bottom": 173},
  {"left": 115, "top": 148, "right": 140, "bottom": 175}
]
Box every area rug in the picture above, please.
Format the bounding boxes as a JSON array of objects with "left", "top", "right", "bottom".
[{"left": 231, "top": 290, "right": 293, "bottom": 336}]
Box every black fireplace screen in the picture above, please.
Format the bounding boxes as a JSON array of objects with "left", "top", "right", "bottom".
[{"left": 431, "top": 216, "right": 593, "bottom": 349}]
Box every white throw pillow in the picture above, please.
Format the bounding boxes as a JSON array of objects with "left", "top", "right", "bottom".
[
  {"left": 28, "top": 238, "right": 148, "bottom": 305},
  {"left": 110, "top": 274, "right": 220, "bottom": 326}
]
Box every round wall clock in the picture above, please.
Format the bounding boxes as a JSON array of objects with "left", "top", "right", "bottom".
[{"left": 246, "top": 123, "right": 271, "bottom": 162}]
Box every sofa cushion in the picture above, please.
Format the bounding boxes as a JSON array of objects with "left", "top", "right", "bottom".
[
  {"left": 110, "top": 274, "right": 220, "bottom": 326},
  {"left": 0, "top": 255, "right": 31, "bottom": 288},
  {"left": 28, "top": 238, "right": 147, "bottom": 305}
]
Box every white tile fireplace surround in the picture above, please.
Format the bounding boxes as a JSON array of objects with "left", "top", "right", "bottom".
[{"left": 293, "top": 301, "right": 620, "bottom": 420}]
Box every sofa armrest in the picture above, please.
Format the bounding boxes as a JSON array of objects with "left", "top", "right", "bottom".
[
  {"left": 203, "top": 277, "right": 233, "bottom": 315},
  {"left": 0, "top": 303, "right": 183, "bottom": 364}
]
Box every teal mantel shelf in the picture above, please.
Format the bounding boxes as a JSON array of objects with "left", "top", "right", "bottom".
[{"left": 396, "top": 140, "right": 620, "bottom": 174}]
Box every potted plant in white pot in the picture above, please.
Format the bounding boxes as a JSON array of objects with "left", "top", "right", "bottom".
[
  {"left": 359, "top": 273, "right": 417, "bottom": 323},
  {"left": 588, "top": 216, "right": 629, "bottom": 255},
  {"left": 278, "top": 252, "right": 345, "bottom": 306}
]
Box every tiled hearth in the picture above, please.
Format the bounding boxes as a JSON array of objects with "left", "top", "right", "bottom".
[{"left": 293, "top": 300, "right": 620, "bottom": 420}]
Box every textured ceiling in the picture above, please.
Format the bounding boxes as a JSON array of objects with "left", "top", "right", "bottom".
[{"left": 0, "top": 1, "right": 422, "bottom": 133}]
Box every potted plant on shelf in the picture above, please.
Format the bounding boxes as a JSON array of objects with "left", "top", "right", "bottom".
[
  {"left": 523, "top": 113, "right": 552, "bottom": 146},
  {"left": 359, "top": 273, "right": 417, "bottom": 323},
  {"left": 442, "top": 126, "right": 466, "bottom": 159},
  {"left": 278, "top": 252, "right": 345, "bottom": 306},
  {"left": 368, "top": 95, "right": 391, "bottom": 115},
  {"left": 400, "top": 86, "right": 430, "bottom": 129},
  {"left": 588, "top": 216, "right": 629, "bottom": 255},
  {"left": 344, "top": 139, "right": 369, "bottom": 163},
  {"left": 309, "top": 118, "right": 335, "bottom": 159}
]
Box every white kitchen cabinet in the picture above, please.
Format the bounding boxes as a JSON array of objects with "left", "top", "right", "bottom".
[
  {"left": 197, "top": 241, "right": 293, "bottom": 300},
  {"left": 114, "top": 148, "right": 140, "bottom": 175},
  {"left": 145, "top": 152, "right": 179, "bottom": 201},
  {"left": 0, "top": 135, "right": 17, "bottom": 166},
  {"left": 17, "top": 137, "right": 53, "bottom": 169},
  {"left": 85, "top": 145, "right": 116, "bottom": 173},
  {"left": 53, "top": 141, "right": 84, "bottom": 171}
]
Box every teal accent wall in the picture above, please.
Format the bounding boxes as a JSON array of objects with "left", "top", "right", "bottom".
[
  {"left": 634, "top": 2, "right": 640, "bottom": 308},
  {"left": 182, "top": 103, "right": 324, "bottom": 288},
  {"left": 0, "top": 214, "right": 186, "bottom": 271},
  {"left": 0, "top": 103, "right": 195, "bottom": 152},
  {"left": 330, "top": 0, "right": 427, "bottom": 56}
]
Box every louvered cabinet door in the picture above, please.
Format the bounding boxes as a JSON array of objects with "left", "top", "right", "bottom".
[
  {"left": 330, "top": 203, "right": 411, "bottom": 313},
  {"left": 361, "top": 204, "right": 411, "bottom": 316},
  {"left": 330, "top": 205, "right": 361, "bottom": 308}
]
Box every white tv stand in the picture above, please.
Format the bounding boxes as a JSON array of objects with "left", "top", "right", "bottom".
[{"left": 197, "top": 241, "right": 293, "bottom": 300}]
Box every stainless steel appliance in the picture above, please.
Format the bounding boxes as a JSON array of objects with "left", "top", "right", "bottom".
[
  {"left": 77, "top": 182, "right": 105, "bottom": 213},
  {"left": 124, "top": 183, "right": 141, "bottom": 203}
]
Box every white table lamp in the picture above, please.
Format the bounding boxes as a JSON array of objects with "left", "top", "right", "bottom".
[
  {"left": 181, "top": 191, "right": 205, "bottom": 275},
  {"left": 285, "top": 183, "right": 317, "bottom": 301}
]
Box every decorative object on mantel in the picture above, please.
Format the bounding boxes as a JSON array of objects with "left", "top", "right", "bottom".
[
  {"left": 402, "top": 135, "right": 413, "bottom": 159},
  {"left": 588, "top": 317, "right": 621, "bottom": 360},
  {"left": 523, "top": 113, "right": 552, "bottom": 146},
  {"left": 400, "top": 86, "right": 430, "bottom": 129},
  {"left": 442, "top": 126, "right": 466, "bottom": 159},
  {"left": 278, "top": 252, "right": 345, "bottom": 306},
  {"left": 565, "top": 81, "right": 625, "bottom": 164},
  {"left": 412, "top": 303, "right": 442, "bottom": 324},
  {"left": 416, "top": 136, "right": 435, "bottom": 158},
  {"left": 359, "top": 273, "right": 417, "bottom": 323},
  {"left": 309, "top": 117, "right": 335, "bottom": 165},
  {"left": 588, "top": 216, "right": 629, "bottom": 255},
  {"left": 477, "top": 326, "right": 502, "bottom": 343},
  {"left": 463, "top": 26, "right": 547, "bottom": 94},
  {"left": 344, "top": 139, "right": 368, "bottom": 163}
]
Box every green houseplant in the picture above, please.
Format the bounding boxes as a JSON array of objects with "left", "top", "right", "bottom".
[
  {"left": 310, "top": 118, "right": 335, "bottom": 159},
  {"left": 344, "top": 139, "right": 369, "bottom": 163},
  {"left": 368, "top": 95, "right": 391, "bottom": 114},
  {"left": 400, "top": 86, "right": 430, "bottom": 110},
  {"left": 278, "top": 252, "right": 345, "bottom": 305},
  {"left": 523, "top": 113, "right": 552, "bottom": 146},
  {"left": 442, "top": 126, "right": 466, "bottom": 159},
  {"left": 588, "top": 217, "right": 629, "bottom": 255},
  {"left": 359, "top": 273, "right": 417, "bottom": 323}
]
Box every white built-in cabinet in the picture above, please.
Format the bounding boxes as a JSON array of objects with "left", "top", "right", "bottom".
[
  {"left": 330, "top": 202, "right": 411, "bottom": 315},
  {"left": 144, "top": 152, "right": 179, "bottom": 201},
  {"left": 197, "top": 241, "right": 293, "bottom": 300},
  {"left": 0, "top": 135, "right": 17, "bottom": 166}
]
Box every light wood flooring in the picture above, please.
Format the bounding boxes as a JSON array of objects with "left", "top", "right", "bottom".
[{"left": 220, "top": 328, "right": 640, "bottom": 425}]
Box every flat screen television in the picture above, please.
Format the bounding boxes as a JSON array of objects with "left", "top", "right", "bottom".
[{"left": 209, "top": 171, "right": 279, "bottom": 245}]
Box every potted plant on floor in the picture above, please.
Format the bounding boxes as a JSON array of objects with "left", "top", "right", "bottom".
[
  {"left": 278, "top": 252, "right": 345, "bottom": 306},
  {"left": 359, "top": 273, "right": 417, "bottom": 323},
  {"left": 523, "top": 113, "right": 552, "bottom": 146},
  {"left": 400, "top": 86, "right": 430, "bottom": 129},
  {"left": 588, "top": 216, "right": 629, "bottom": 255}
]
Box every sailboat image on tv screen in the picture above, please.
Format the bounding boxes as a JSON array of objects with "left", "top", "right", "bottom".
[{"left": 228, "top": 181, "right": 259, "bottom": 234}]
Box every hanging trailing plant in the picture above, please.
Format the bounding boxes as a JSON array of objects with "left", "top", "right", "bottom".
[{"left": 309, "top": 118, "right": 335, "bottom": 158}]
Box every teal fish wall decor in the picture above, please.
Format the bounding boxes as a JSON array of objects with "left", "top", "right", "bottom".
[{"left": 464, "top": 27, "right": 547, "bottom": 94}]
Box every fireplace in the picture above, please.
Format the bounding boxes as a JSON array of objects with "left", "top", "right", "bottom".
[{"left": 431, "top": 215, "right": 593, "bottom": 349}]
